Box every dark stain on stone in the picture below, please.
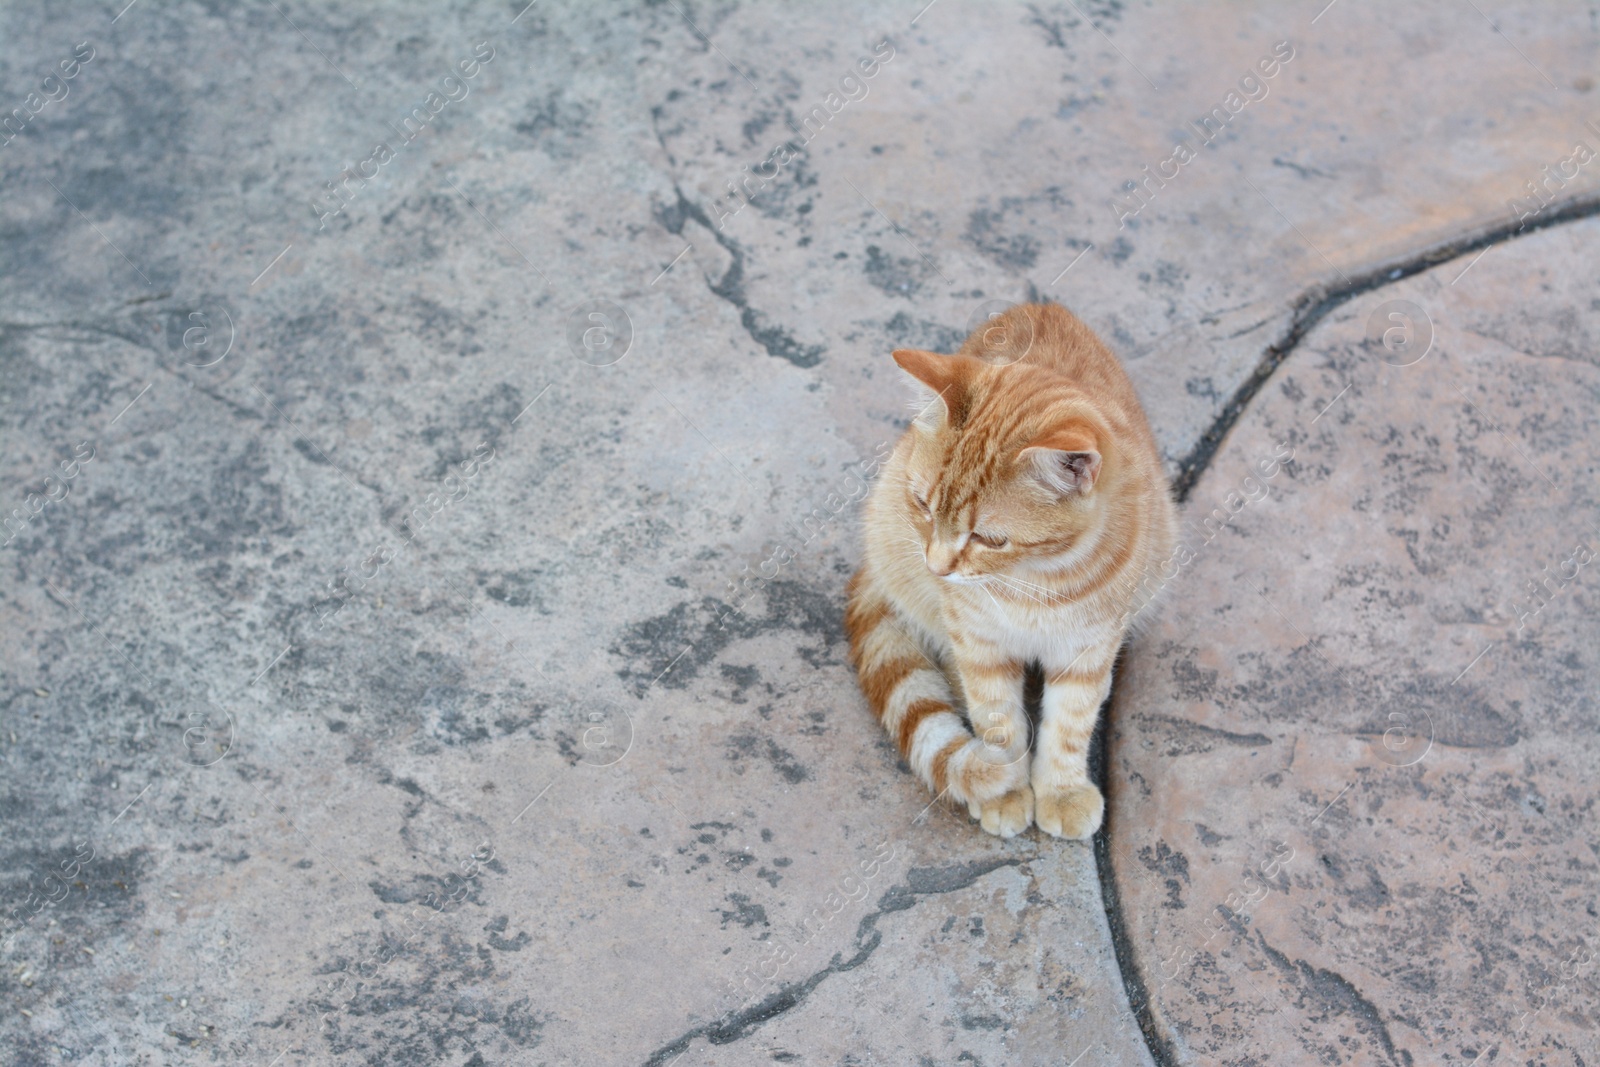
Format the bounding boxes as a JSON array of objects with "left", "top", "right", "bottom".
[
  {"left": 380, "top": 773, "right": 426, "bottom": 798},
  {"left": 407, "top": 296, "right": 482, "bottom": 359},
  {"left": 742, "top": 310, "right": 827, "bottom": 368},
  {"left": 742, "top": 147, "right": 820, "bottom": 224},
  {"left": 485, "top": 915, "right": 531, "bottom": 952},
  {"left": 1135, "top": 841, "right": 1190, "bottom": 910},
  {"left": 1361, "top": 672, "right": 1521, "bottom": 750},
  {"left": 0, "top": 845, "right": 151, "bottom": 938},
  {"left": 720, "top": 663, "right": 761, "bottom": 703},
  {"left": 967, "top": 206, "right": 1041, "bottom": 269},
  {"left": 1024, "top": 3, "right": 1082, "bottom": 51},
  {"left": 1214, "top": 644, "right": 1523, "bottom": 750},
  {"left": 863, "top": 243, "right": 931, "bottom": 299},
  {"left": 1145, "top": 259, "right": 1187, "bottom": 291},
  {"left": 1347, "top": 865, "right": 1392, "bottom": 910},
  {"left": 741, "top": 109, "right": 776, "bottom": 145},
  {"left": 315, "top": 924, "right": 546, "bottom": 1061},
  {"left": 963, "top": 193, "right": 1072, "bottom": 271},
  {"left": 1135, "top": 713, "right": 1272, "bottom": 756},
  {"left": 610, "top": 579, "right": 844, "bottom": 697},
  {"left": 513, "top": 88, "right": 592, "bottom": 157},
  {"left": 368, "top": 868, "right": 486, "bottom": 912},
  {"left": 882, "top": 310, "right": 967, "bottom": 353},
  {"left": 716, "top": 892, "right": 769, "bottom": 929},
  {"left": 158, "top": 436, "right": 293, "bottom": 559},
  {"left": 1254, "top": 928, "right": 1408, "bottom": 1066},
  {"left": 420, "top": 686, "right": 493, "bottom": 745},
  {"left": 728, "top": 730, "right": 810, "bottom": 784},
  {"left": 492, "top": 705, "right": 547, "bottom": 737},
  {"left": 293, "top": 438, "right": 332, "bottom": 465},
  {"left": 1167, "top": 653, "right": 1219, "bottom": 702},
  {"left": 295, "top": 642, "right": 542, "bottom": 751}
]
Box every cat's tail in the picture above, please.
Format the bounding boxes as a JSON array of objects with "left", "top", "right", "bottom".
[{"left": 844, "top": 569, "right": 1023, "bottom": 806}]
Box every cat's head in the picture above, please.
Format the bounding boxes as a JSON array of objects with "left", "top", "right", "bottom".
[{"left": 892, "top": 347, "right": 1112, "bottom": 582}]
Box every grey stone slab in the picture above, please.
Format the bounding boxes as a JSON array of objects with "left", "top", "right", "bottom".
[{"left": 1, "top": 1, "right": 1598, "bottom": 1065}]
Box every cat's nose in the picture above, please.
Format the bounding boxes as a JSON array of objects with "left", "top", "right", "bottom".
[{"left": 925, "top": 547, "right": 958, "bottom": 576}]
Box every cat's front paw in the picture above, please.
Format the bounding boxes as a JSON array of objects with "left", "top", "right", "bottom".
[
  {"left": 1035, "top": 784, "right": 1103, "bottom": 840},
  {"left": 967, "top": 785, "right": 1034, "bottom": 838}
]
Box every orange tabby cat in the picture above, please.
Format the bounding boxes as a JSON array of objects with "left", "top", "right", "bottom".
[{"left": 845, "top": 303, "right": 1177, "bottom": 838}]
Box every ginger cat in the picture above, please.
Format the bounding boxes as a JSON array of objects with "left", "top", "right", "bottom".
[{"left": 845, "top": 303, "right": 1177, "bottom": 838}]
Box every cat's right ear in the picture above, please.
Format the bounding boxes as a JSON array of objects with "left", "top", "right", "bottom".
[
  {"left": 894, "top": 349, "right": 971, "bottom": 429},
  {"left": 1019, "top": 425, "right": 1102, "bottom": 497}
]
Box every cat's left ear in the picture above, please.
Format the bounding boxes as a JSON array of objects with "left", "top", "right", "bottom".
[
  {"left": 893, "top": 349, "right": 981, "bottom": 428},
  {"left": 1019, "top": 426, "right": 1102, "bottom": 496}
]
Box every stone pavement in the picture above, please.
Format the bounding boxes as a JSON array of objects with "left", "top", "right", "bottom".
[{"left": 0, "top": 2, "right": 1595, "bottom": 1065}]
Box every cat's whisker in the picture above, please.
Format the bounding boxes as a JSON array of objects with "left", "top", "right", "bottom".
[
  {"left": 998, "top": 575, "right": 1068, "bottom": 605},
  {"left": 990, "top": 573, "right": 1040, "bottom": 597},
  {"left": 989, "top": 574, "right": 1050, "bottom": 606},
  {"left": 996, "top": 573, "right": 1057, "bottom": 596},
  {"left": 974, "top": 580, "right": 1007, "bottom": 614},
  {"left": 1000, "top": 583, "right": 1056, "bottom": 607}
]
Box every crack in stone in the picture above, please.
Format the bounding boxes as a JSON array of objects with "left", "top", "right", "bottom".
[
  {"left": 1, "top": 316, "right": 272, "bottom": 431},
  {"left": 639, "top": 856, "right": 1023, "bottom": 1066},
  {"left": 654, "top": 184, "right": 826, "bottom": 368},
  {"left": 1169, "top": 190, "right": 1600, "bottom": 502},
  {"left": 1455, "top": 323, "right": 1600, "bottom": 368},
  {"left": 1092, "top": 673, "right": 1182, "bottom": 1067},
  {"left": 647, "top": 99, "right": 824, "bottom": 369},
  {"left": 0, "top": 317, "right": 163, "bottom": 354}
]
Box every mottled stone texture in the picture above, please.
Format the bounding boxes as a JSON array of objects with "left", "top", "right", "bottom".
[
  {"left": 1107, "top": 218, "right": 1600, "bottom": 1066},
  {"left": 0, "top": 0, "right": 1595, "bottom": 1064}
]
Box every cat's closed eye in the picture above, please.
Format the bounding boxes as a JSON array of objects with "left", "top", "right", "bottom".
[
  {"left": 970, "top": 531, "right": 1008, "bottom": 548},
  {"left": 912, "top": 491, "right": 932, "bottom": 517}
]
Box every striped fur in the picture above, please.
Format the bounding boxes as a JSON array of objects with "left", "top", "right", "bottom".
[{"left": 845, "top": 304, "right": 1177, "bottom": 838}]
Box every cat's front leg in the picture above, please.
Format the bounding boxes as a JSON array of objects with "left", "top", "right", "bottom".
[
  {"left": 1034, "top": 645, "right": 1117, "bottom": 840},
  {"left": 947, "top": 635, "right": 1033, "bottom": 837}
]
